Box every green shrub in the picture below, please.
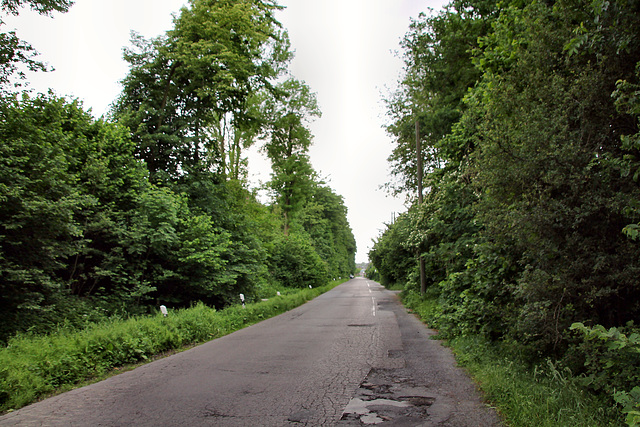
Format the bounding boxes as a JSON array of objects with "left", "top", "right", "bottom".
[
  {"left": 268, "top": 233, "right": 328, "bottom": 288},
  {"left": 571, "top": 322, "right": 640, "bottom": 426}
]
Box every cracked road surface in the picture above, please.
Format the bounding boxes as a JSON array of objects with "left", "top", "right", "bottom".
[{"left": 0, "top": 279, "right": 501, "bottom": 426}]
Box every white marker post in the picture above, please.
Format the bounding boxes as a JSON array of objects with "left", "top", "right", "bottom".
[
  {"left": 160, "top": 305, "right": 168, "bottom": 317},
  {"left": 239, "top": 293, "right": 245, "bottom": 308}
]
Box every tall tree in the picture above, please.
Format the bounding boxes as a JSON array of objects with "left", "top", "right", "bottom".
[
  {"left": 113, "top": 0, "right": 290, "bottom": 182},
  {"left": 384, "top": 4, "right": 488, "bottom": 197},
  {"left": 261, "top": 78, "right": 321, "bottom": 234},
  {"left": 299, "top": 183, "right": 356, "bottom": 278}
]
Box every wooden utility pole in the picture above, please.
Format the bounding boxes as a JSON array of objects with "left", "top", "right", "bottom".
[
  {"left": 416, "top": 119, "right": 427, "bottom": 295},
  {"left": 416, "top": 120, "right": 423, "bottom": 204}
]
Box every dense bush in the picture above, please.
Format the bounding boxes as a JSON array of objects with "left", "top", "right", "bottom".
[
  {"left": 372, "top": 0, "right": 640, "bottom": 422},
  {"left": 0, "top": 94, "right": 277, "bottom": 340},
  {"left": 268, "top": 233, "right": 329, "bottom": 288}
]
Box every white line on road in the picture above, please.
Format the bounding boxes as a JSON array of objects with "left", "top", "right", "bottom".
[{"left": 371, "top": 297, "right": 376, "bottom": 317}]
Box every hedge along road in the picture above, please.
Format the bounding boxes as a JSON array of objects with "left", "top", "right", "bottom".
[{"left": 0, "top": 279, "right": 501, "bottom": 426}]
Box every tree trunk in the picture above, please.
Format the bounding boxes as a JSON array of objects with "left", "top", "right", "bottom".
[{"left": 416, "top": 119, "right": 426, "bottom": 295}]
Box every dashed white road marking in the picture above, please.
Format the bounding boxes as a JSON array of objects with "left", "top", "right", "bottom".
[{"left": 371, "top": 297, "right": 376, "bottom": 317}]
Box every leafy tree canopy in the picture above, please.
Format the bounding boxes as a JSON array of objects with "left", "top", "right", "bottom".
[{"left": 375, "top": 0, "right": 640, "bottom": 382}]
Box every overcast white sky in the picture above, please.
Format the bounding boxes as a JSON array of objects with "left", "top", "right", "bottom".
[{"left": 4, "top": 0, "right": 447, "bottom": 263}]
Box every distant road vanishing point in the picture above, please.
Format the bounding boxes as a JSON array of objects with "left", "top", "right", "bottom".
[{"left": 0, "top": 279, "right": 501, "bottom": 426}]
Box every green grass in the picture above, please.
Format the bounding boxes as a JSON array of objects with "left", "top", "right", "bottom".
[
  {"left": 400, "top": 290, "right": 622, "bottom": 426},
  {"left": 0, "top": 279, "right": 345, "bottom": 413},
  {"left": 380, "top": 281, "right": 405, "bottom": 291},
  {"left": 450, "top": 336, "right": 619, "bottom": 426}
]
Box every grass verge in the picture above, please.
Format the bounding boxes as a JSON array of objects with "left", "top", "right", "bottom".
[
  {"left": 400, "top": 290, "right": 621, "bottom": 426},
  {"left": 0, "top": 279, "right": 345, "bottom": 413}
]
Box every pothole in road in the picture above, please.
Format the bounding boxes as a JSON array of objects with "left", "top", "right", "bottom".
[
  {"left": 361, "top": 382, "right": 392, "bottom": 395},
  {"left": 341, "top": 398, "right": 410, "bottom": 424},
  {"left": 402, "top": 396, "right": 436, "bottom": 407},
  {"left": 338, "top": 368, "right": 436, "bottom": 425}
]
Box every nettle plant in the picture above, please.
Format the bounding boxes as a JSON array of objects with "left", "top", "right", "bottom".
[{"left": 571, "top": 322, "right": 640, "bottom": 426}]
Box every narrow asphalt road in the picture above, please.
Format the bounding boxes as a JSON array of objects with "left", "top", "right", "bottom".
[{"left": 0, "top": 278, "right": 501, "bottom": 426}]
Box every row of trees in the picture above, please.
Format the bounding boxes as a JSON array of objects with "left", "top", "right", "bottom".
[
  {"left": 371, "top": 0, "right": 640, "bottom": 407},
  {"left": 0, "top": 0, "right": 355, "bottom": 342}
]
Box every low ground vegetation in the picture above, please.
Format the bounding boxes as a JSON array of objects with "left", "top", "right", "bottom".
[{"left": 401, "top": 290, "right": 634, "bottom": 426}]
